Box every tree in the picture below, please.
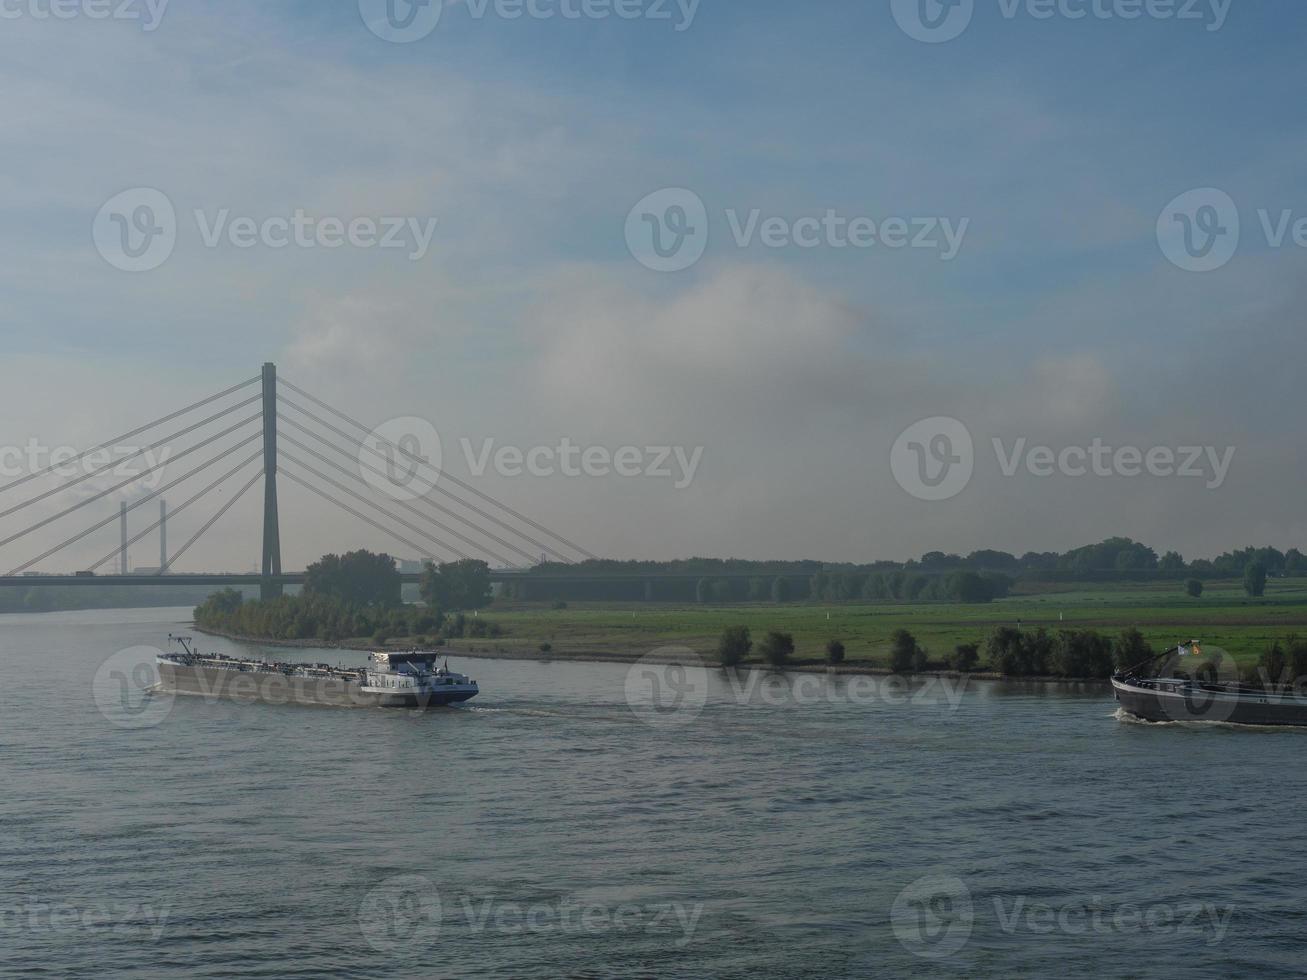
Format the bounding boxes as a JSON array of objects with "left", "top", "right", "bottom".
[
  {"left": 1287, "top": 549, "right": 1307, "bottom": 576},
  {"left": 1025, "top": 629, "right": 1054, "bottom": 675},
  {"left": 770, "top": 577, "right": 791, "bottom": 603},
  {"left": 1051, "top": 631, "right": 1115, "bottom": 679},
  {"left": 889, "top": 629, "right": 919, "bottom": 674},
  {"left": 759, "top": 631, "right": 795, "bottom": 668},
  {"left": 1159, "top": 551, "right": 1186, "bottom": 574},
  {"left": 696, "top": 578, "right": 711, "bottom": 604},
  {"left": 967, "top": 550, "right": 1019, "bottom": 571},
  {"left": 718, "top": 626, "right": 752, "bottom": 667},
  {"left": 421, "top": 559, "right": 493, "bottom": 611},
  {"left": 827, "top": 639, "right": 846, "bottom": 665},
  {"left": 1185, "top": 578, "right": 1204, "bottom": 599},
  {"left": 809, "top": 572, "right": 828, "bottom": 600},
  {"left": 1256, "top": 642, "right": 1288, "bottom": 689},
  {"left": 1244, "top": 561, "right": 1268, "bottom": 598},
  {"left": 950, "top": 643, "right": 979, "bottom": 672},
  {"left": 920, "top": 551, "right": 951, "bottom": 569},
  {"left": 1112, "top": 628, "right": 1154, "bottom": 672},
  {"left": 202, "top": 587, "right": 244, "bottom": 617},
  {"left": 1058, "top": 538, "right": 1158, "bottom": 575},
  {"left": 305, "top": 551, "right": 401, "bottom": 607},
  {"left": 986, "top": 626, "right": 1030, "bottom": 676},
  {"left": 1287, "top": 635, "right": 1307, "bottom": 685},
  {"left": 948, "top": 571, "right": 994, "bottom": 604}
]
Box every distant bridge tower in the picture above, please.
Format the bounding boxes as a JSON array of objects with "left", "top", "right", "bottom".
[{"left": 261, "top": 363, "right": 283, "bottom": 599}]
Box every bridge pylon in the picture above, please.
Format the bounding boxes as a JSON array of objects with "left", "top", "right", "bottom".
[{"left": 261, "top": 362, "right": 283, "bottom": 600}]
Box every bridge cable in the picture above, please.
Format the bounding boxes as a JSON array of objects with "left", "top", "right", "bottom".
[
  {"left": 162, "top": 469, "right": 265, "bottom": 574},
  {"left": 0, "top": 375, "right": 260, "bottom": 498},
  {"left": 0, "top": 393, "right": 263, "bottom": 523},
  {"left": 0, "top": 414, "right": 263, "bottom": 553},
  {"left": 8, "top": 438, "right": 263, "bottom": 575},
  {"left": 85, "top": 454, "right": 263, "bottom": 573},
  {"left": 278, "top": 468, "right": 442, "bottom": 565},
  {"left": 277, "top": 393, "right": 569, "bottom": 564},
  {"left": 277, "top": 393, "right": 579, "bottom": 564},
  {"left": 278, "top": 423, "right": 534, "bottom": 566},
  {"left": 278, "top": 378, "right": 597, "bottom": 561},
  {"left": 278, "top": 451, "right": 488, "bottom": 564}
]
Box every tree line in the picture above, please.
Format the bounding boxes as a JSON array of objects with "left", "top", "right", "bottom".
[
  {"left": 193, "top": 551, "right": 497, "bottom": 645},
  {"left": 498, "top": 537, "right": 1306, "bottom": 604},
  {"left": 709, "top": 624, "right": 1178, "bottom": 680},
  {"left": 0, "top": 583, "right": 228, "bottom": 614}
]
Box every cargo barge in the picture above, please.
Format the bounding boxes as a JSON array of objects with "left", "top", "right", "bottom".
[
  {"left": 158, "top": 635, "right": 479, "bottom": 709},
  {"left": 1113, "top": 640, "right": 1307, "bottom": 727}
]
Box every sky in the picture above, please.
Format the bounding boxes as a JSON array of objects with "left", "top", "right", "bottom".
[{"left": 0, "top": 0, "right": 1304, "bottom": 572}]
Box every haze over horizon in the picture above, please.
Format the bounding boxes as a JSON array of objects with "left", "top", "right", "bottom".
[{"left": 3, "top": 0, "right": 1304, "bottom": 572}]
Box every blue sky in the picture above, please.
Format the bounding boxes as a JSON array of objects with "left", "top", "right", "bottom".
[{"left": 0, "top": 0, "right": 1304, "bottom": 569}]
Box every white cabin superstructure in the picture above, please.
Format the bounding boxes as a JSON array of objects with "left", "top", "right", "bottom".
[{"left": 361, "top": 651, "right": 481, "bottom": 702}]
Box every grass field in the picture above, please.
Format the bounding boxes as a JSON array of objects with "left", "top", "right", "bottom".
[{"left": 463, "top": 578, "right": 1307, "bottom": 668}]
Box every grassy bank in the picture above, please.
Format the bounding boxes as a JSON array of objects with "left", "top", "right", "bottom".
[{"left": 447, "top": 578, "right": 1307, "bottom": 668}]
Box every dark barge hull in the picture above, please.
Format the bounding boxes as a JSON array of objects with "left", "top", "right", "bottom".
[
  {"left": 1113, "top": 678, "right": 1307, "bottom": 727},
  {"left": 159, "top": 663, "right": 477, "bottom": 709}
]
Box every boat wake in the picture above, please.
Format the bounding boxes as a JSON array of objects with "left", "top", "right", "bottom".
[
  {"left": 466, "top": 705, "right": 570, "bottom": 719},
  {"left": 1113, "top": 706, "right": 1307, "bottom": 733},
  {"left": 465, "top": 703, "right": 639, "bottom": 725}
]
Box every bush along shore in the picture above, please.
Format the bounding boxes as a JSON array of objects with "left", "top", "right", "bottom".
[
  {"left": 706, "top": 625, "right": 1156, "bottom": 682},
  {"left": 194, "top": 588, "right": 503, "bottom": 649}
]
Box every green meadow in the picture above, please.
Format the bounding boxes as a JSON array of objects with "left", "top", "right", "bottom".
[{"left": 471, "top": 578, "right": 1307, "bottom": 668}]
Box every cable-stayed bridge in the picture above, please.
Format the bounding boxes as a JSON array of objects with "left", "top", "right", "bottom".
[{"left": 0, "top": 364, "right": 597, "bottom": 599}]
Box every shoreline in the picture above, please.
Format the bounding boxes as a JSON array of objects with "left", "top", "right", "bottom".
[{"left": 193, "top": 624, "right": 1112, "bottom": 686}]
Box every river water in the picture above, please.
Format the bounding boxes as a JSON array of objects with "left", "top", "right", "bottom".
[{"left": 2, "top": 607, "right": 1305, "bottom": 978}]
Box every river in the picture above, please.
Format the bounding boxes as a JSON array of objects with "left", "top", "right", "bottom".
[{"left": 2, "top": 608, "right": 1304, "bottom": 978}]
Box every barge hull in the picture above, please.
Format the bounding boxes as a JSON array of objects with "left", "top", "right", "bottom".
[{"left": 1114, "top": 680, "right": 1307, "bottom": 727}]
